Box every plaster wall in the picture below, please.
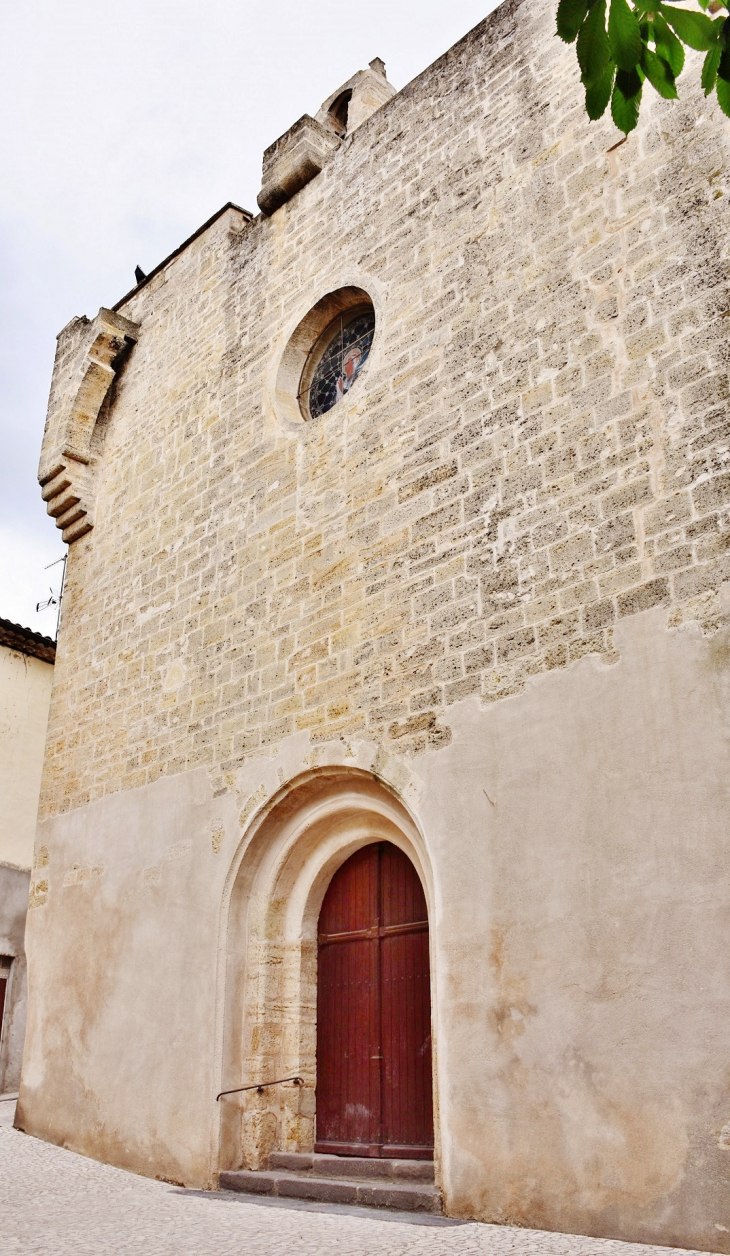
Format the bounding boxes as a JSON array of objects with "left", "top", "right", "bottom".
[
  {"left": 0, "top": 645, "right": 53, "bottom": 870},
  {"left": 0, "top": 644, "right": 52, "bottom": 1092},
  {"left": 0, "top": 864, "right": 31, "bottom": 1092},
  {"left": 22, "top": 0, "right": 730, "bottom": 1247}
]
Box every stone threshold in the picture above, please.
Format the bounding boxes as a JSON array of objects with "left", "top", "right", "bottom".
[{"left": 220, "top": 1151, "right": 441, "bottom": 1213}]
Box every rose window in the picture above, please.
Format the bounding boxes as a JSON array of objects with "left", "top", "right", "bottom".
[{"left": 301, "top": 306, "right": 375, "bottom": 420}]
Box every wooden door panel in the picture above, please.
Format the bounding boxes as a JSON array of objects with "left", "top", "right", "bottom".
[
  {"left": 316, "top": 844, "right": 380, "bottom": 1153},
  {"left": 316, "top": 937, "right": 379, "bottom": 1152},
  {"left": 316, "top": 842, "right": 433, "bottom": 1158},
  {"left": 318, "top": 844, "right": 378, "bottom": 936},
  {"left": 381, "top": 928, "right": 433, "bottom": 1156},
  {"left": 380, "top": 841, "right": 428, "bottom": 927}
]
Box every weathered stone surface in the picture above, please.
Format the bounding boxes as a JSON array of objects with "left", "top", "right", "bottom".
[
  {"left": 268, "top": 1151, "right": 435, "bottom": 1180},
  {"left": 258, "top": 116, "right": 341, "bottom": 216},
  {"left": 220, "top": 1168, "right": 442, "bottom": 1212}
]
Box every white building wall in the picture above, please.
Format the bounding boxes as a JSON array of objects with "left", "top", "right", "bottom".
[{"left": 0, "top": 644, "right": 54, "bottom": 870}]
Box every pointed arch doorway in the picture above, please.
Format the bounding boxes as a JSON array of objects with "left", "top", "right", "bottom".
[{"left": 315, "top": 841, "right": 433, "bottom": 1159}]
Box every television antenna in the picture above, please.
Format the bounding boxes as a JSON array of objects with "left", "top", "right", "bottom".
[{"left": 36, "top": 554, "right": 67, "bottom": 639}]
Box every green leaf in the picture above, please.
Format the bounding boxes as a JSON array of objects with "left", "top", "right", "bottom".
[
  {"left": 702, "top": 43, "right": 722, "bottom": 90},
  {"left": 653, "top": 12, "right": 686, "bottom": 74},
  {"left": 612, "top": 66, "right": 643, "bottom": 130},
  {"left": 578, "top": 1, "right": 613, "bottom": 82},
  {"left": 641, "top": 45, "right": 679, "bottom": 94},
  {"left": 557, "top": 0, "right": 589, "bottom": 41},
  {"left": 658, "top": 3, "right": 718, "bottom": 50},
  {"left": 608, "top": 0, "right": 644, "bottom": 68},
  {"left": 717, "top": 74, "right": 730, "bottom": 115},
  {"left": 586, "top": 61, "right": 617, "bottom": 114}
]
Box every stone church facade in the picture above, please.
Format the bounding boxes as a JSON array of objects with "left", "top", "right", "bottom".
[{"left": 19, "top": 0, "right": 730, "bottom": 1247}]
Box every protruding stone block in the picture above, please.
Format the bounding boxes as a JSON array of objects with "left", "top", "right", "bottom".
[
  {"left": 257, "top": 116, "right": 340, "bottom": 217},
  {"left": 256, "top": 60, "right": 396, "bottom": 216},
  {"left": 38, "top": 307, "right": 139, "bottom": 544}
]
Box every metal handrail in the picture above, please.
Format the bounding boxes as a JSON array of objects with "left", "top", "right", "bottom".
[{"left": 216, "top": 1075, "right": 303, "bottom": 1102}]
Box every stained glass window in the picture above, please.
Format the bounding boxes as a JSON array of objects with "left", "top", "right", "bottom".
[{"left": 302, "top": 307, "right": 375, "bottom": 420}]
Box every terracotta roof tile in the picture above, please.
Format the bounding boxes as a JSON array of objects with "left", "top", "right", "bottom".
[{"left": 0, "top": 617, "right": 56, "bottom": 663}]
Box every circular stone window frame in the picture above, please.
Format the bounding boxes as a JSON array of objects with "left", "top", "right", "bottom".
[{"left": 274, "top": 286, "right": 376, "bottom": 428}]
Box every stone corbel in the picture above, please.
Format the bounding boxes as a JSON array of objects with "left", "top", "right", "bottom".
[
  {"left": 257, "top": 116, "right": 341, "bottom": 216},
  {"left": 38, "top": 307, "right": 139, "bottom": 544}
]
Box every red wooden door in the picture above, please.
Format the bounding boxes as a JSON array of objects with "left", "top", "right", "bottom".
[{"left": 316, "top": 842, "right": 433, "bottom": 1158}]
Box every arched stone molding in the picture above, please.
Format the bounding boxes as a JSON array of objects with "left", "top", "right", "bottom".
[
  {"left": 214, "top": 766, "right": 439, "bottom": 1178},
  {"left": 315, "top": 60, "right": 396, "bottom": 136},
  {"left": 38, "top": 307, "right": 139, "bottom": 544}
]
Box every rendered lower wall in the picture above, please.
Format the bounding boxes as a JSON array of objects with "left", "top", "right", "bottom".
[{"left": 19, "top": 607, "right": 730, "bottom": 1249}]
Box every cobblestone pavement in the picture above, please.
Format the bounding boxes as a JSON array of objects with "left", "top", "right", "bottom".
[{"left": 0, "top": 1100, "right": 713, "bottom": 1256}]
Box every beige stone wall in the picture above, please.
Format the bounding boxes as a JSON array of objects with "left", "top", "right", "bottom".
[
  {"left": 22, "top": 0, "right": 730, "bottom": 1248},
  {"left": 0, "top": 645, "right": 53, "bottom": 869},
  {"left": 39, "top": 0, "right": 730, "bottom": 815}
]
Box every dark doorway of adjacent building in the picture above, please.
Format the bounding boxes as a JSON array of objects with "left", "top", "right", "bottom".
[{"left": 315, "top": 841, "right": 433, "bottom": 1158}]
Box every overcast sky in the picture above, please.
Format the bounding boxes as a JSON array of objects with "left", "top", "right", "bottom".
[{"left": 0, "top": 0, "right": 499, "bottom": 635}]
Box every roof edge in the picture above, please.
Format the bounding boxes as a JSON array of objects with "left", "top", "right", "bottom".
[
  {"left": 0, "top": 617, "right": 56, "bottom": 662},
  {"left": 113, "top": 201, "right": 254, "bottom": 313}
]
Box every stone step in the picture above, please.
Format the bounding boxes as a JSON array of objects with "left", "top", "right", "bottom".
[
  {"left": 219, "top": 1167, "right": 442, "bottom": 1213},
  {"left": 268, "top": 1151, "right": 434, "bottom": 1182}
]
